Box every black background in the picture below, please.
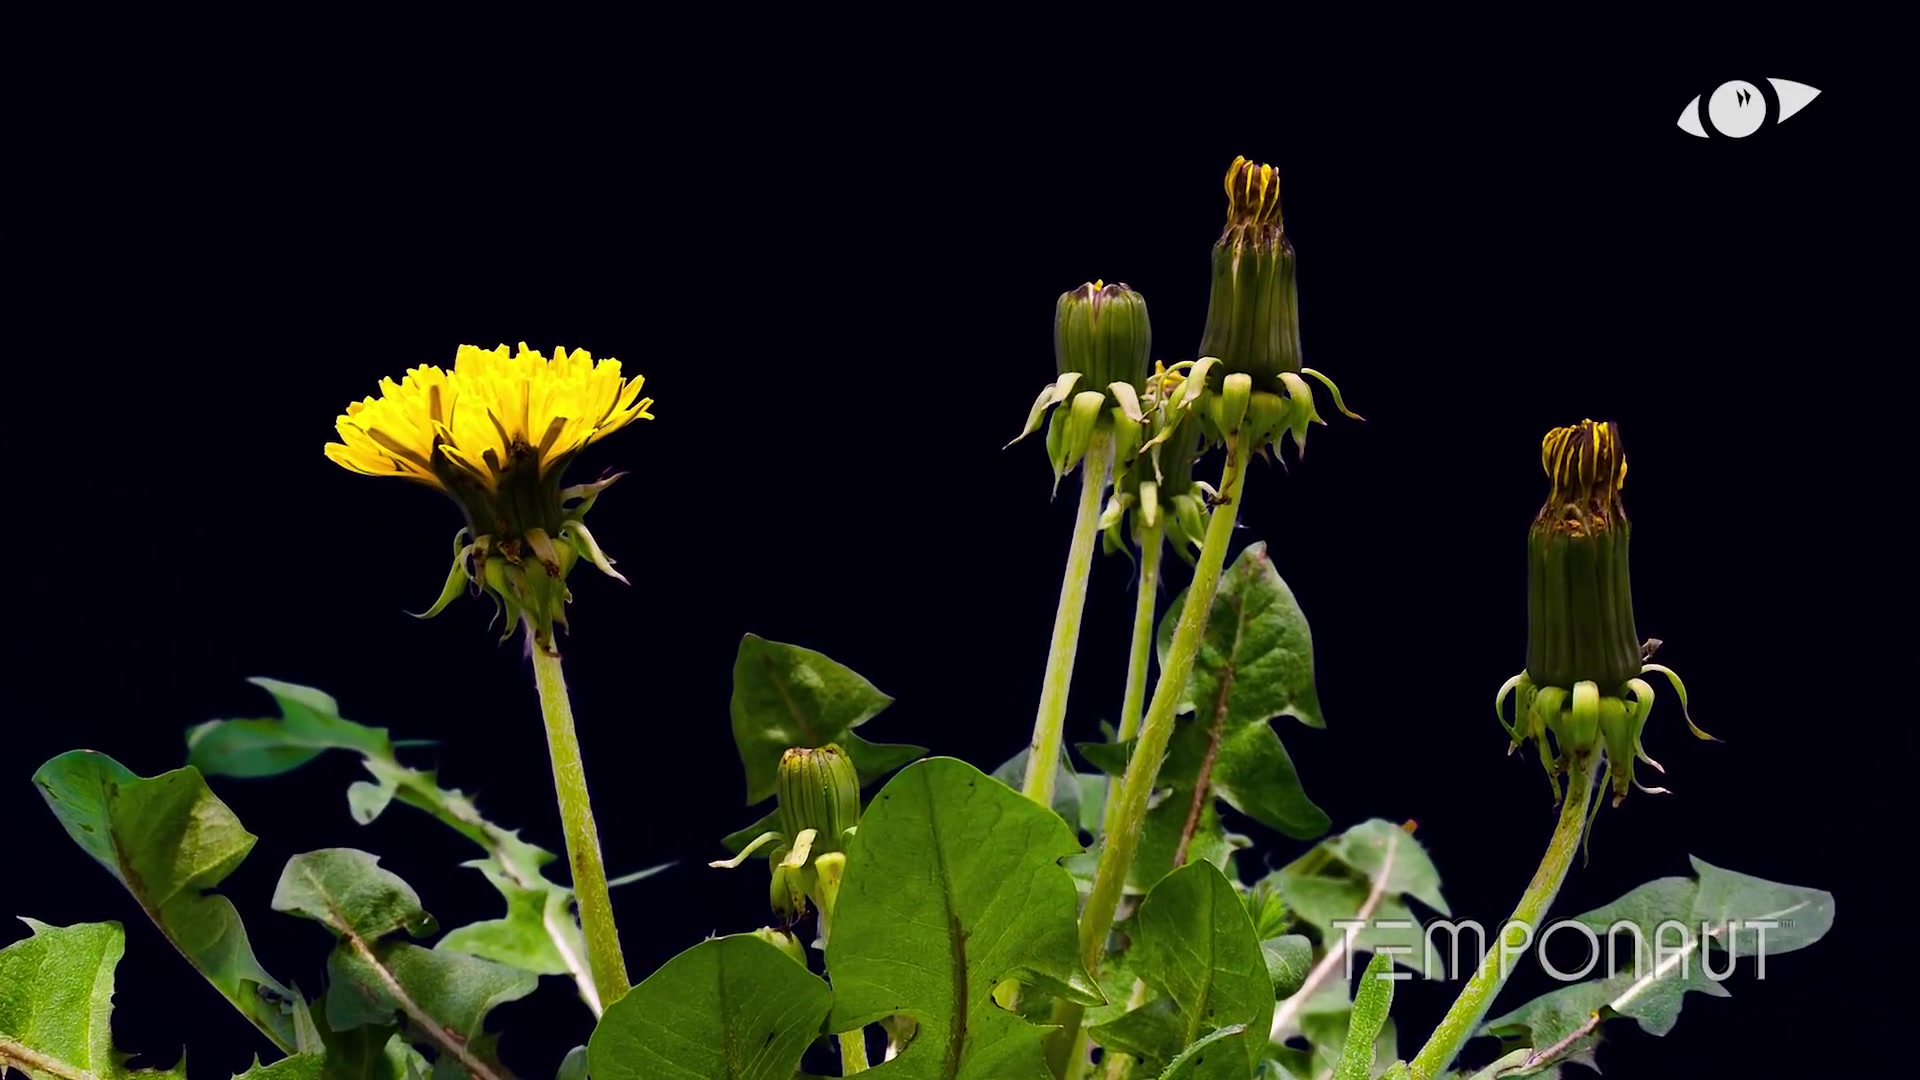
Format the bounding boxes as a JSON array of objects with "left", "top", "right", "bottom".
[{"left": 10, "top": 32, "right": 1905, "bottom": 1080}]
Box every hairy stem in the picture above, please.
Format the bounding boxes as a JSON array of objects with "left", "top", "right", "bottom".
[
  {"left": 1408, "top": 757, "right": 1600, "bottom": 1079},
  {"left": 531, "top": 646, "right": 631, "bottom": 1007},
  {"left": 1023, "top": 428, "right": 1114, "bottom": 808},
  {"left": 1098, "top": 520, "right": 1164, "bottom": 839},
  {"left": 1049, "top": 428, "right": 1253, "bottom": 1075}
]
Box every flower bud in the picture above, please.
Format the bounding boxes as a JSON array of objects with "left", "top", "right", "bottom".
[
  {"left": 776, "top": 745, "right": 862, "bottom": 855},
  {"left": 1011, "top": 283, "right": 1156, "bottom": 484},
  {"left": 1497, "top": 421, "right": 1716, "bottom": 808},
  {"left": 1526, "top": 420, "right": 1640, "bottom": 692},
  {"left": 1198, "top": 158, "right": 1299, "bottom": 385},
  {"left": 1189, "top": 159, "right": 1359, "bottom": 458},
  {"left": 1056, "top": 281, "right": 1151, "bottom": 395}
]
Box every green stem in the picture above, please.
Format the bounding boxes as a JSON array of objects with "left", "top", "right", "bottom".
[
  {"left": 1022, "top": 428, "right": 1113, "bottom": 808},
  {"left": 1049, "top": 429, "right": 1253, "bottom": 1075},
  {"left": 839, "top": 1029, "right": 870, "bottom": 1074},
  {"left": 1098, "top": 520, "right": 1164, "bottom": 840},
  {"left": 1408, "top": 756, "right": 1600, "bottom": 1079},
  {"left": 531, "top": 645, "right": 631, "bottom": 1007}
]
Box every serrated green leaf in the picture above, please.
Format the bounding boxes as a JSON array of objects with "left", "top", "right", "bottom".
[
  {"left": 186, "top": 680, "right": 603, "bottom": 1008},
  {"left": 1270, "top": 821, "right": 1449, "bottom": 979},
  {"left": 435, "top": 862, "right": 575, "bottom": 977},
  {"left": 273, "top": 850, "right": 535, "bottom": 1078},
  {"left": 1082, "top": 546, "right": 1330, "bottom": 898},
  {"left": 587, "top": 934, "right": 830, "bottom": 1080},
  {"left": 826, "top": 758, "right": 1102, "bottom": 1079},
  {"left": 32, "top": 751, "right": 299, "bottom": 1050},
  {"left": 1481, "top": 857, "right": 1834, "bottom": 1075},
  {"left": 1089, "top": 862, "right": 1273, "bottom": 1079},
  {"left": 1154, "top": 543, "right": 1330, "bottom": 835},
  {"left": 1335, "top": 952, "right": 1395, "bottom": 1080},
  {"left": 730, "top": 634, "right": 925, "bottom": 804},
  {"left": 0, "top": 919, "right": 187, "bottom": 1080},
  {"left": 185, "top": 678, "right": 389, "bottom": 778},
  {"left": 232, "top": 1055, "right": 326, "bottom": 1079},
  {"left": 1073, "top": 738, "right": 1244, "bottom": 893}
]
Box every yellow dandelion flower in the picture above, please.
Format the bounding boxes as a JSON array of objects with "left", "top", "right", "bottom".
[
  {"left": 325, "top": 343, "right": 652, "bottom": 491},
  {"left": 324, "top": 343, "right": 654, "bottom": 652}
]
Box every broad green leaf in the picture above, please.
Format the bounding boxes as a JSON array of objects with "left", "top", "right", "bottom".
[
  {"left": 557, "top": 1046, "right": 589, "bottom": 1080},
  {"left": 826, "top": 758, "right": 1102, "bottom": 1079},
  {"left": 1154, "top": 543, "right": 1330, "bottom": 837},
  {"left": 32, "top": 751, "right": 299, "bottom": 1049},
  {"left": 1334, "top": 952, "right": 1395, "bottom": 1080},
  {"left": 187, "top": 679, "right": 602, "bottom": 1006},
  {"left": 1269, "top": 820, "right": 1449, "bottom": 979},
  {"left": 586, "top": 934, "right": 830, "bottom": 1080},
  {"left": 0, "top": 919, "right": 186, "bottom": 1080},
  {"left": 1090, "top": 862, "right": 1273, "bottom": 1079},
  {"left": 273, "top": 850, "right": 535, "bottom": 1078},
  {"left": 1481, "top": 856, "right": 1834, "bottom": 1074},
  {"left": 730, "top": 634, "right": 925, "bottom": 803}
]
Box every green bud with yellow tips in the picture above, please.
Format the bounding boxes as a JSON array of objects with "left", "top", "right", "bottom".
[
  {"left": 1191, "top": 156, "right": 1360, "bottom": 459},
  {"left": 1496, "top": 421, "right": 1719, "bottom": 807}
]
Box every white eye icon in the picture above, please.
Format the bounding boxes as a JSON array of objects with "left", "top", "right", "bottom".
[{"left": 1679, "top": 78, "right": 1821, "bottom": 138}]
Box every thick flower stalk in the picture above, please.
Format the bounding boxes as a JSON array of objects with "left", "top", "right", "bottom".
[
  {"left": 327, "top": 342, "right": 654, "bottom": 654},
  {"left": 1495, "top": 420, "right": 1717, "bottom": 807},
  {"left": 1193, "top": 156, "right": 1360, "bottom": 458},
  {"left": 326, "top": 341, "right": 653, "bottom": 1008},
  {"left": 1008, "top": 282, "right": 1156, "bottom": 810}
]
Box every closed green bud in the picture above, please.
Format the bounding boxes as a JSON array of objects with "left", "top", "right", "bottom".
[
  {"left": 776, "top": 745, "right": 862, "bottom": 855},
  {"left": 1056, "top": 280, "right": 1151, "bottom": 394},
  {"left": 1191, "top": 157, "right": 1359, "bottom": 458},
  {"left": 1497, "top": 421, "right": 1717, "bottom": 808},
  {"left": 1011, "top": 282, "right": 1156, "bottom": 484}
]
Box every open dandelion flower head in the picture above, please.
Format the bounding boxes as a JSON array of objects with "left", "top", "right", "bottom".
[
  {"left": 326, "top": 343, "right": 654, "bottom": 492},
  {"left": 324, "top": 343, "right": 653, "bottom": 653}
]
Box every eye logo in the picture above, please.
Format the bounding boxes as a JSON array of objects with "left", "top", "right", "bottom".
[{"left": 1678, "top": 78, "right": 1821, "bottom": 138}]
